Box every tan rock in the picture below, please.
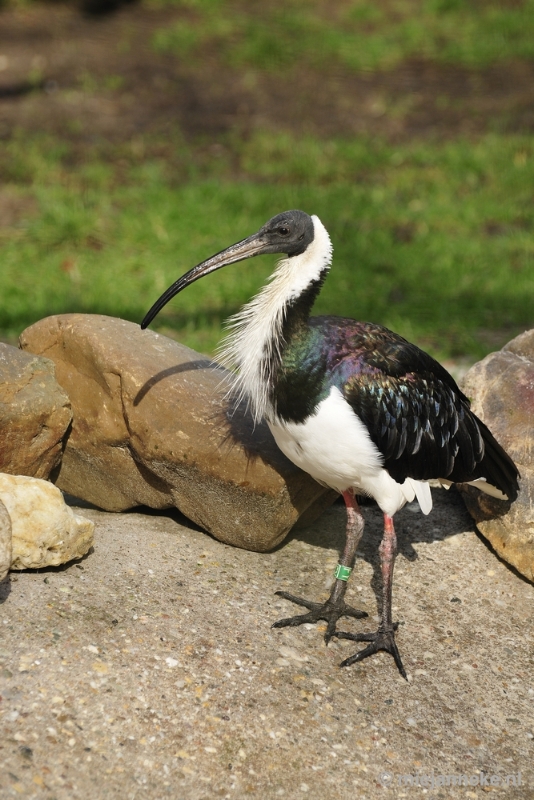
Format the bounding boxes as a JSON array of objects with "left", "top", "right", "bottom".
[
  {"left": 0, "top": 474, "right": 94, "bottom": 570},
  {"left": 459, "top": 329, "right": 534, "bottom": 581},
  {"left": 0, "top": 499, "right": 12, "bottom": 581},
  {"left": 20, "top": 314, "right": 337, "bottom": 552},
  {"left": 0, "top": 343, "right": 72, "bottom": 479}
]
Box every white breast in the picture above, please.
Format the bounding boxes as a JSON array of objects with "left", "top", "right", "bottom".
[{"left": 267, "top": 386, "right": 433, "bottom": 517}]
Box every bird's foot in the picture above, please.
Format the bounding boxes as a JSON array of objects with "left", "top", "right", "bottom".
[
  {"left": 272, "top": 591, "right": 367, "bottom": 644},
  {"left": 335, "top": 625, "right": 407, "bottom": 679}
]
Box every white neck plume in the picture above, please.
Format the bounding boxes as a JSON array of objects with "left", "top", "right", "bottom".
[{"left": 217, "top": 215, "right": 333, "bottom": 422}]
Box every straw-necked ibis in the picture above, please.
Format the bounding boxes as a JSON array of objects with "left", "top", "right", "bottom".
[{"left": 141, "top": 210, "right": 519, "bottom": 677}]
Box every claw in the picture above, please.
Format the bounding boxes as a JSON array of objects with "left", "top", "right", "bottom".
[
  {"left": 336, "top": 627, "right": 407, "bottom": 679},
  {"left": 272, "top": 590, "right": 367, "bottom": 644}
]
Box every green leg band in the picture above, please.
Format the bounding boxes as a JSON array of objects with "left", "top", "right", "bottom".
[{"left": 334, "top": 564, "right": 352, "bottom": 581}]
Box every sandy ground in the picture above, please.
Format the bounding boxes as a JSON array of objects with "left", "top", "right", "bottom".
[{"left": 0, "top": 488, "right": 533, "bottom": 800}]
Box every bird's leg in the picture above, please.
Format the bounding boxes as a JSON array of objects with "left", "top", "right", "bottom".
[
  {"left": 273, "top": 489, "right": 367, "bottom": 644},
  {"left": 335, "top": 513, "right": 407, "bottom": 679}
]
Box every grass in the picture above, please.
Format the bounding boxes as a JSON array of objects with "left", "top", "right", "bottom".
[
  {"left": 1, "top": 131, "right": 533, "bottom": 361},
  {"left": 1, "top": 0, "right": 533, "bottom": 361},
  {"left": 150, "top": 0, "right": 534, "bottom": 71}
]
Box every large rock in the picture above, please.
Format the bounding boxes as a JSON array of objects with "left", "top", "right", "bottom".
[
  {"left": 0, "top": 343, "right": 72, "bottom": 479},
  {"left": 0, "top": 474, "right": 94, "bottom": 570},
  {"left": 459, "top": 329, "right": 534, "bottom": 582},
  {"left": 0, "top": 499, "right": 12, "bottom": 581},
  {"left": 20, "top": 314, "right": 337, "bottom": 552}
]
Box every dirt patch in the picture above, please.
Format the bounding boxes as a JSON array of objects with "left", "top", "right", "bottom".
[
  {"left": 0, "top": 189, "right": 37, "bottom": 227},
  {"left": 0, "top": 4, "right": 533, "bottom": 150}
]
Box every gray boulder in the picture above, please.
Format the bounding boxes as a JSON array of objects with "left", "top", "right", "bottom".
[
  {"left": 0, "top": 343, "right": 71, "bottom": 479},
  {"left": 20, "top": 314, "right": 337, "bottom": 552},
  {"left": 459, "top": 329, "right": 534, "bottom": 581}
]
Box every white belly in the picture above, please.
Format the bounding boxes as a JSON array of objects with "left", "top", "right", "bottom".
[{"left": 267, "top": 386, "right": 432, "bottom": 517}]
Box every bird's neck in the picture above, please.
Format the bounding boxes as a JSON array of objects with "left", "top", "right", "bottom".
[{"left": 218, "top": 215, "right": 332, "bottom": 422}]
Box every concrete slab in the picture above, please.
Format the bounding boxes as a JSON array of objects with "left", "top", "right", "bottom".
[{"left": 0, "top": 489, "right": 532, "bottom": 799}]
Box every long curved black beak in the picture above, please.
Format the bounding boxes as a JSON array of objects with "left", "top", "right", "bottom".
[{"left": 141, "top": 232, "right": 267, "bottom": 330}]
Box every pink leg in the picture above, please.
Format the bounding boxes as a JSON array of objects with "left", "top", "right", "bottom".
[
  {"left": 273, "top": 489, "right": 367, "bottom": 643},
  {"left": 328, "top": 490, "right": 366, "bottom": 608},
  {"left": 336, "top": 512, "right": 407, "bottom": 679},
  {"left": 380, "top": 513, "right": 397, "bottom": 630}
]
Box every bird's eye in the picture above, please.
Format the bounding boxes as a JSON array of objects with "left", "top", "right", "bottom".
[{"left": 278, "top": 226, "right": 290, "bottom": 236}]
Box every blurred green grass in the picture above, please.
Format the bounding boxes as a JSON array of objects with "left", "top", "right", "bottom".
[
  {"left": 150, "top": 0, "right": 534, "bottom": 70},
  {"left": 1, "top": 130, "right": 532, "bottom": 360}
]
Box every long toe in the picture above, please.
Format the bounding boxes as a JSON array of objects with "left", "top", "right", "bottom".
[
  {"left": 338, "top": 628, "right": 407, "bottom": 679},
  {"left": 272, "top": 609, "right": 325, "bottom": 629},
  {"left": 272, "top": 591, "right": 367, "bottom": 643},
  {"left": 274, "top": 591, "right": 321, "bottom": 612},
  {"left": 335, "top": 621, "right": 399, "bottom": 641}
]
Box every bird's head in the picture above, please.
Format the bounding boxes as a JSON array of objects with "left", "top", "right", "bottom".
[
  {"left": 141, "top": 210, "right": 315, "bottom": 329},
  {"left": 255, "top": 210, "right": 315, "bottom": 257}
]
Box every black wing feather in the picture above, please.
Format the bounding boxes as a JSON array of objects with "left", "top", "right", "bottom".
[{"left": 314, "top": 317, "right": 519, "bottom": 501}]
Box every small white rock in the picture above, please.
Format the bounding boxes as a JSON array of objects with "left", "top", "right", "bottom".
[
  {"left": 0, "top": 499, "right": 12, "bottom": 581},
  {"left": 0, "top": 474, "right": 94, "bottom": 570}
]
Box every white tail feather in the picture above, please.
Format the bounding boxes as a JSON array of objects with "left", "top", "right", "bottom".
[
  {"left": 403, "top": 478, "right": 433, "bottom": 515},
  {"left": 466, "top": 478, "right": 508, "bottom": 500}
]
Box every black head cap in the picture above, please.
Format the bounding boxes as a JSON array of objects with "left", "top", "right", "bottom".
[{"left": 257, "top": 210, "right": 315, "bottom": 257}]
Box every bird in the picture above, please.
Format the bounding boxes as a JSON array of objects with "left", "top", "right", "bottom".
[{"left": 141, "top": 209, "right": 520, "bottom": 678}]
